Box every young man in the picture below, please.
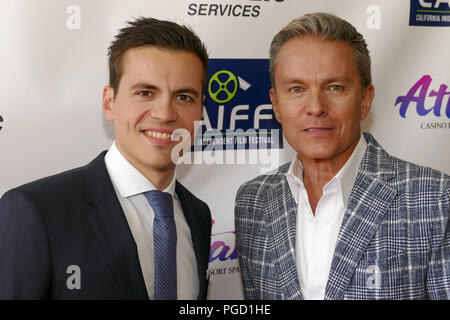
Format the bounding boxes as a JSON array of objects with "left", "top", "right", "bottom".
[
  {"left": 0, "top": 17, "right": 212, "bottom": 300},
  {"left": 235, "top": 13, "right": 449, "bottom": 300}
]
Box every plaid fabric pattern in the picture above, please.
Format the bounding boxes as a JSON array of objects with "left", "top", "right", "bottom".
[{"left": 235, "top": 132, "right": 450, "bottom": 300}]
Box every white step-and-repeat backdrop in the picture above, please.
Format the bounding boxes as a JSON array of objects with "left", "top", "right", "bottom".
[{"left": 1, "top": 0, "right": 449, "bottom": 299}]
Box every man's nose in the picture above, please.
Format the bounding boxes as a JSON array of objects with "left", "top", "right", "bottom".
[
  {"left": 304, "top": 89, "right": 328, "bottom": 117},
  {"left": 150, "top": 96, "right": 177, "bottom": 122}
]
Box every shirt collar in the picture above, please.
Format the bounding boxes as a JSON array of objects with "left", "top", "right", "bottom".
[
  {"left": 286, "top": 154, "right": 304, "bottom": 204},
  {"left": 335, "top": 133, "right": 367, "bottom": 206},
  {"left": 104, "top": 141, "right": 176, "bottom": 198},
  {"left": 286, "top": 133, "right": 367, "bottom": 208}
]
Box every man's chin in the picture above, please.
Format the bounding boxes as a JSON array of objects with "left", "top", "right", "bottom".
[
  {"left": 296, "top": 148, "right": 337, "bottom": 163},
  {"left": 124, "top": 149, "right": 176, "bottom": 174},
  {"left": 140, "top": 156, "right": 176, "bottom": 171}
]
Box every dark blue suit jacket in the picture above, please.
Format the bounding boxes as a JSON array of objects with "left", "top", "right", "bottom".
[{"left": 0, "top": 152, "right": 212, "bottom": 299}]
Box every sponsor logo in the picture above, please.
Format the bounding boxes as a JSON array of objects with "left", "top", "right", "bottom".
[
  {"left": 395, "top": 75, "right": 450, "bottom": 118},
  {"left": 197, "top": 58, "right": 282, "bottom": 151},
  {"left": 187, "top": 0, "right": 284, "bottom": 18},
  {"left": 209, "top": 220, "right": 237, "bottom": 263},
  {"left": 420, "top": 122, "right": 450, "bottom": 129},
  {"left": 208, "top": 219, "right": 239, "bottom": 277},
  {"left": 395, "top": 75, "right": 450, "bottom": 129},
  {"left": 409, "top": 0, "right": 450, "bottom": 26},
  {"left": 170, "top": 60, "right": 281, "bottom": 171}
]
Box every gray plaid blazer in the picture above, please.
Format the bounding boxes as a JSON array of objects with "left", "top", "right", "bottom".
[{"left": 235, "top": 132, "right": 450, "bottom": 299}]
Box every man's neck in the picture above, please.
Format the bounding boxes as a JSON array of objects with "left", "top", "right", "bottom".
[
  {"left": 300, "top": 136, "right": 361, "bottom": 214},
  {"left": 140, "top": 167, "right": 175, "bottom": 191},
  {"left": 115, "top": 145, "right": 175, "bottom": 191}
]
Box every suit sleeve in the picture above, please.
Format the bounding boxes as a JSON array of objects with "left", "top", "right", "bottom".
[
  {"left": 0, "top": 189, "right": 51, "bottom": 299},
  {"left": 234, "top": 184, "right": 258, "bottom": 300},
  {"left": 426, "top": 185, "right": 450, "bottom": 300}
]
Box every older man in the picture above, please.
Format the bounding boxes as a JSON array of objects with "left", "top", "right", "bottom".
[{"left": 235, "top": 12, "right": 449, "bottom": 300}]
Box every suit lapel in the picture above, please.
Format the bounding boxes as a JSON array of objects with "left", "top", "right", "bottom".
[
  {"left": 324, "top": 133, "right": 397, "bottom": 300},
  {"left": 176, "top": 182, "right": 209, "bottom": 300},
  {"left": 266, "top": 175, "right": 303, "bottom": 300},
  {"left": 83, "top": 152, "right": 148, "bottom": 299}
]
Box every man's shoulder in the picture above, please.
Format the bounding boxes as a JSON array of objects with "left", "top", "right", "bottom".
[
  {"left": 0, "top": 165, "right": 89, "bottom": 225},
  {"left": 393, "top": 156, "right": 449, "bottom": 181},
  {"left": 1, "top": 152, "right": 107, "bottom": 204},
  {"left": 390, "top": 156, "right": 450, "bottom": 196},
  {"left": 363, "top": 132, "right": 449, "bottom": 191},
  {"left": 3, "top": 167, "right": 84, "bottom": 203},
  {"left": 374, "top": 148, "right": 450, "bottom": 191},
  {"left": 236, "top": 163, "right": 291, "bottom": 199}
]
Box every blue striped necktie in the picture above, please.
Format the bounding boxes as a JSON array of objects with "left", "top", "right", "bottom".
[{"left": 144, "top": 190, "right": 177, "bottom": 300}]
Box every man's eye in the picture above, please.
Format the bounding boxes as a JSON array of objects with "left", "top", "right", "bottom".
[
  {"left": 138, "top": 90, "right": 152, "bottom": 97},
  {"left": 290, "top": 86, "right": 303, "bottom": 93},
  {"left": 177, "top": 95, "right": 194, "bottom": 102},
  {"left": 330, "top": 85, "right": 344, "bottom": 91}
]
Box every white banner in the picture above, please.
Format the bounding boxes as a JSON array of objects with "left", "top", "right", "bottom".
[{"left": 1, "top": 0, "right": 449, "bottom": 299}]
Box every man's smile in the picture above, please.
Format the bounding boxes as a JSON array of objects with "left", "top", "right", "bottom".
[{"left": 142, "top": 128, "right": 175, "bottom": 144}]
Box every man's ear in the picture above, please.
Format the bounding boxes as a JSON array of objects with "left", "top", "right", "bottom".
[
  {"left": 360, "top": 84, "right": 374, "bottom": 121},
  {"left": 102, "top": 86, "right": 115, "bottom": 121},
  {"left": 270, "top": 88, "right": 282, "bottom": 123}
]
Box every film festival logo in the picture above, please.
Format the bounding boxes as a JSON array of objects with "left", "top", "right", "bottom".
[
  {"left": 395, "top": 75, "right": 450, "bottom": 129},
  {"left": 170, "top": 59, "right": 282, "bottom": 172}
]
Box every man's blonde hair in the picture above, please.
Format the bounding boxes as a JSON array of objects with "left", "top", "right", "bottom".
[{"left": 269, "top": 12, "right": 371, "bottom": 89}]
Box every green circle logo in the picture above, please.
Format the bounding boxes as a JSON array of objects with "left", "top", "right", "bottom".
[{"left": 208, "top": 70, "right": 238, "bottom": 103}]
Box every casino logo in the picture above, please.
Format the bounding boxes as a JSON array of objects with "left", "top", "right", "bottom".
[
  {"left": 395, "top": 75, "right": 450, "bottom": 118},
  {"left": 394, "top": 75, "right": 450, "bottom": 129},
  {"left": 195, "top": 58, "right": 283, "bottom": 151},
  {"left": 409, "top": 0, "right": 450, "bottom": 26}
]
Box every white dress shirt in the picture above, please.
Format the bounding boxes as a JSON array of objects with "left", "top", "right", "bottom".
[
  {"left": 104, "top": 142, "right": 199, "bottom": 300},
  {"left": 286, "top": 134, "right": 367, "bottom": 300}
]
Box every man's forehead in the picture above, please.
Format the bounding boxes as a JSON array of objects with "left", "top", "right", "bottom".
[
  {"left": 280, "top": 36, "right": 354, "bottom": 60},
  {"left": 118, "top": 64, "right": 202, "bottom": 96},
  {"left": 122, "top": 47, "right": 202, "bottom": 75},
  {"left": 275, "top": 36, "right": 358, "bottom": 80},
  {"left": 120, "top": 47, "right": 199, "bottom": 73},
  {"left": 284, "top": 34, "right": 351, "bottom": 48}
]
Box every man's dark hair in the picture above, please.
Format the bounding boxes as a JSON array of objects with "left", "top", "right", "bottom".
[{"left": 108, "top": 17, "right": 209, "bottom": 95}]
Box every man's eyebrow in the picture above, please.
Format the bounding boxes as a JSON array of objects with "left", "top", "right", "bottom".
[
  {"left": 281, "top": 76, "right": 351, "bottom": 85},
  {"left": 130, "top": 83, "right": 159, "bottom": 91},
  {"left": 129, "top": 84, "right": 200, "bottom": 97},
  {"left": 282, "top": 78, "right": 306, "bottom": 84},
  {"left": 175, "top": 87, "right": 200, "bottom": 98},
  {"left": 323, "top": 76, "right": 351, "bottom": 84}
]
